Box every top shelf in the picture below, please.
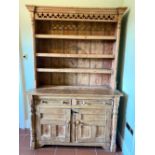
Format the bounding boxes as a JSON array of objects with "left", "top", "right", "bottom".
[
  {"left": 36, "top": 53, "right": 115, "bottom": 59},
  {"left": 35, "top": 34, "right": 116, "bottom": 40}
]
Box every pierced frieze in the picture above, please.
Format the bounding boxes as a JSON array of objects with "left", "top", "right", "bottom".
[{"left": 35, "top": 12, "right": 117, "bottom": 21}]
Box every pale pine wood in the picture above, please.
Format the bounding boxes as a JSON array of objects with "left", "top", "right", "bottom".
[
  {"left": 39, "top": 98, "right": 71, "bottom": 107},
  {"left": 26, "top": 5, "right": 127, "bottom": 152},
  {"left": 36, "top": 21, "right": 116, "bottom": 36},
  {"left": 77, "top": 40, "right": 90, "bottom": 85},
  {"left": 111, "top": 19, "right": 122, "bottom": 89},
  {"left": 36, "top": 106, "right": 71, "bottom": 143},
  {"left": 37, "top": 68, "right": 112, "bottom": 74},
  {"left": 90, "top": 41, "right": 103, "bottom": 86},
  {"left": 74, "top": 108, "right": 111, "bottom": 143},
  {"left": 29, "top": 9, "right": 37, "bottom": 88},
  {"left": 28, "top": 95, "right": 36, "bottom": 149},
  {"left": 26, "top": 5, "right": 126, "bottom": 23},
  {"left": 35, "top": 34, "right": 116, "bottom": 40},
  {"left": 28, "top": 86, "right": 123, "bottom": 97},
  {"left": 110, "top": 97, "right": 120, "bottom": 152},
  {"left": 63, "top": 40, "right": 77, "bottom": 86},
  {"left": 36, "top": 53, "right": 115, "bottom": 59}
]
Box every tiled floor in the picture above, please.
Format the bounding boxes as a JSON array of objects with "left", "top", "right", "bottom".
[{"left": 19, "top": 129, "right": 122, "bottom": 155}]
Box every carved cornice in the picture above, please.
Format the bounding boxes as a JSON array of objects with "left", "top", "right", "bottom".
[
  {"left": 26, "top": 5, "right": 127, "bottom": 22},
  {"left": 26, "top": 5, "right": 36, "bottom": 12}
]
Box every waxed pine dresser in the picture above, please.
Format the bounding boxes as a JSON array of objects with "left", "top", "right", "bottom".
[{"left": 26, "top": 5, "right": 127, "bottom": 152}]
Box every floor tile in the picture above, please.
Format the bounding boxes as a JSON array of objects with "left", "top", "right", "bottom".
[
  {"left": 19, "top": 149, "right": 35, "bottom": 155},
  {"left": 19, "top": 135, "right": 25, "bottom": 147},
  {"left": 115, "top": 153, "right": 122, "bottom": 155},
  {"left": 19, "top": 129, "right": 25, "bottom": 135},
  {"left": 76, "top": 147, "right": 96, "bottom": 155},
  {"left": 35, "top": 149, "right": 55, "bottom": 155},
  {"left": 19, "top": 129, "right": 30, "bottom": 135},
  {"left": 55, "top": 148, "right": 75, "bottom": 155},
  {"left": 41, "top": 146, "right": 56, "bottom": 151},
  {"left": 96, "top": 149, "right": 121, "bottom": 155},
  {"left": 56, "top": 146, "right": 77, "bottom": 149},
  {"left": 22, "top": 134, "right": 30, "bottom": 148}
]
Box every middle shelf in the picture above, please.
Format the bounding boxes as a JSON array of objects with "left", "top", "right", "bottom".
[
  {"left": 36, "top": 53, "right": 115, "bottom": 59},
  {"left": 37, "top": 68, "right": 113, "bottom": 74}
]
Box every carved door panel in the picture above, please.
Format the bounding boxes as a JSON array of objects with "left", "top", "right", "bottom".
[
  {"left": 73, "top": 107, "right": 112, "bottom": 143},
  {"left": 36, "top": 107, "right": 71, "bottom": 143}
]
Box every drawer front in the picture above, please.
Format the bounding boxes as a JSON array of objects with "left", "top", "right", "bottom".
[
  {"left": 72, "top": 99, "right": 113, "bottom": 109},
  {"left": 37, "top": 97, "right": 71, "bottom": 107}
]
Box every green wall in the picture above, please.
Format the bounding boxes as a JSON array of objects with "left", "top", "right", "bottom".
[{"left": 118, "top": 0, "right": 135, "bottom": 155}]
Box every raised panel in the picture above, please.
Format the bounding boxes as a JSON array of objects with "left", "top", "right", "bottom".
[
  {"left": 56, "top": 125, "right": 66, "bottom": 137},
  {"left": 36, "top": 107, "right": 71, "bottom": 143},
  {"left": 76, "top": 125, "right": 106, "bottom": 143},
  {"left": 74, "top": 106, "right": 112, "bottom": 143},
  {"left": 41, "top": 124, "right": 51, "bottom": 139}
]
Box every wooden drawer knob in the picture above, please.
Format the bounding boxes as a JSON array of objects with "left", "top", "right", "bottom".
[
  {"left": 77, "top": 100, "right": 86, "bottom": 105},
  {"left": 63, "top": 101, "right": 70, "bottom": 105}
]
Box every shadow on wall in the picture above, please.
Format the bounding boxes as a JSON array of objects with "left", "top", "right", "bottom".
[{"left": 117, "top": 11, "right": 129, "bottom": 143}]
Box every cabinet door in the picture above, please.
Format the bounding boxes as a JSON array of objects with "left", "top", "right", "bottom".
[
  {"left": 73, "top": 104, "right": 112, "bottom": 143},
  {"left": 36, "top": 107, "right": 71, "bottom": 143}
]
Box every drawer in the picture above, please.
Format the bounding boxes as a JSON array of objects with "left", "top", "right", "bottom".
[
  {"left": 37, "top": 97, "right": 71, "bottom": 107},
  {"left": 72, "top": 99, "right": 113, "bottom": 109}
]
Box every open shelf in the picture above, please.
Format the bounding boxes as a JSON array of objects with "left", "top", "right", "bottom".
[
  {"left": 36, "top": 53, "right": 115, "bottom": 59},
  {"left": 35, "top": 34, "right": 116, "bottom": 40},
  {"left": 37, "top": 68, "right": 113, "bottom": 74},
  {"left": 30, "top": 9, "right": 120, "bottom": 88}
]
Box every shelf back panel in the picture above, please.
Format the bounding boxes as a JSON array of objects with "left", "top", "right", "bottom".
[
  {"left": 37, "top": 72, "right": 111, "bottom": 87},
  {"left": 36, "top": 39, "right": 114, "bottom": 55},
  {"left": 35, "top": 26, "right": 115, "bottom": 88},
  {"left": 36, "top": 21, "right": 117, "bottom": 36},
  {"left": 37, "top": 57, "right": 112, "bottom": 69}
]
